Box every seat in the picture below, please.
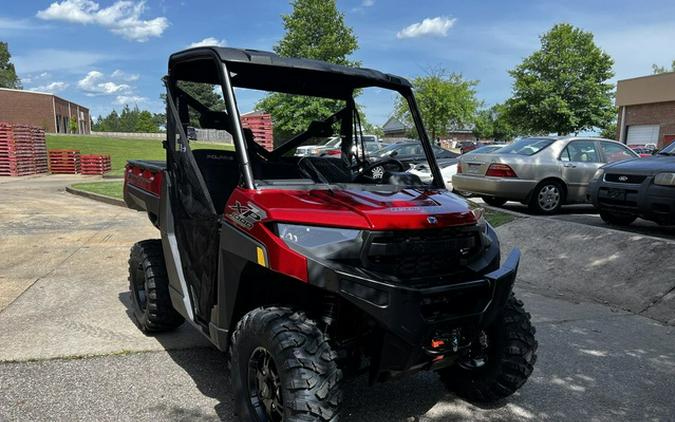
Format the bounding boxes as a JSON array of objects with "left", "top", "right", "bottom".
[{"left": 192, "top": 149, "right": 240, "bottom": 213}]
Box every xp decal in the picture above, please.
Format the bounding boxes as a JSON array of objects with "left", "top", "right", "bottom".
[{"left": 226, "top": 201, "right": 267, "bottom": 229}]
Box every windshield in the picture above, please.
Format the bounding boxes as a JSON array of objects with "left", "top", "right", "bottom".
[
  {"left": 659, "top": 142, "right": 675, "bottom": 155},
  {"left": 499, "top": 138, "right": 554, "bottom": 156},
  {"left": 233, "top": 86, "right": 433, "bottom": 188}
]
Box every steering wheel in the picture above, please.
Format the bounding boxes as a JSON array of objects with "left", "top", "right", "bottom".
[{"left": 355, "top": 157, "right": 408, "bottom": 181}]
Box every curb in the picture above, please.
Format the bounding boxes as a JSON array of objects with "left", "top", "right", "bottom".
[
  {"left": 468, "top": 198, "right": 531, "bottom": 219},
  {"left": 65, "top": 186, "right": 126, "bottom": 208}
]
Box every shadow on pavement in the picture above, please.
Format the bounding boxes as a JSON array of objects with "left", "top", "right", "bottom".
[{"left": 116, "top": 291, "right": 674, "bottom": 421}]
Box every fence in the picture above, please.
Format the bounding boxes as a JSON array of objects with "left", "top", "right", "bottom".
[
  {"left": 90, "top": 131, "right": 164, "bottom": 139},
  {"left": 90, "top": 130, "right": 233, "bottom": 145},
  {"left": 192, "top": 129, "right": 233, "bottom": 144}
]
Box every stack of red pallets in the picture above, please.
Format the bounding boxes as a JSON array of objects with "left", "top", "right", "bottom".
[
  {"left": 48, "top": 149, "right": 81, "bottom": 174},
  {"left": 241, "top": 112, "right": 274, "bottom": 151},
  {"left": 80, "top": 154, "right": 112, "bottom": 175},
  {"left": 0, "top": 123, "right": 44, "bottom": 176},
  {"left": 32, "top": 128, "right": 49, "bottom": 174}
]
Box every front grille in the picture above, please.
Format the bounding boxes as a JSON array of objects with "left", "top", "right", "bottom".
[
  {"left": 604, "top": 174, "right": 647, "bottom": 184},
  {"left": 362, "top": 227, "right": 482, "bottom": 279}
]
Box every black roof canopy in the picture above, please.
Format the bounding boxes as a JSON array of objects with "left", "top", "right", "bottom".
[{"left": 169, "top": 47, "right": 412, "bottom": 98}]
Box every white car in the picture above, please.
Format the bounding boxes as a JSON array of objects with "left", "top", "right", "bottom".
[{"left": 408, "top": 158, "right": 458, "bottom": 190}]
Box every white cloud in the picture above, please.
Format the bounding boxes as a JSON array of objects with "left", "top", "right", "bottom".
[
  {"left": 115, "top": 95, "right": 146, "bottom": 105},
  {"left": 362, "top": 0, "right": 375, "bottom": 6},
  {"left": 188, "top": 37, "right": 226, "bottom": 48},
  {"left": 36, "top": 0, "right": 169, "bottom": 42},
  {"left": 78, "top": 70, "right": 131, "bottom": 95},
  {"left": 13, "top": 49, "right": 109, "bottom": 73},
  {"left": 396, "top": 16, "right": 457, "bottom": 39},
  {"left": 30, "top": 81, "right": 69, "bottom": 93},
  {"left": 111, "top": 69, "right": 139, "bottom": 81}
]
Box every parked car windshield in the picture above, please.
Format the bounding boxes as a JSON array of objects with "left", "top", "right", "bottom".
[
  {"left": 658, "top": 142, "right": 675, "bottom": 155},
  {"left": 499, "top": 138, "right": 554, "bottom": 156}
]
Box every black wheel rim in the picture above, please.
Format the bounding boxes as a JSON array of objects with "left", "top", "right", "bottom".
[
  {"left": 132, "top": 263, "right": 147, "bottom": 311},
  {"left": 247, "top": 347, "right": 283, "bottom": 421}
]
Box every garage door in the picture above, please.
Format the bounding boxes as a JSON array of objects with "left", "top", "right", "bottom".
[{"left": 626, "top": 125, "right": 659, "bottom": 145}]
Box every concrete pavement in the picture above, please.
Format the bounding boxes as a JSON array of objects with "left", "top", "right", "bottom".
[{"left": 1, "top": 175, "right": 674, "bottom": 421}]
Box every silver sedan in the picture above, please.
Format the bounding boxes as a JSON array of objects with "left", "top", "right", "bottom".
[{"left": 452, "top": 136, "right": 639, "bottom": 214}]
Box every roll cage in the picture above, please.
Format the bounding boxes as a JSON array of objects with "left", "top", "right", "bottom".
[{"left": 164, "top": 46, "right": 445, "bottom": 190}]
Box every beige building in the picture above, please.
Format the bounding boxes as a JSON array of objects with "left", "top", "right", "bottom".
[{"left": 616, "top": 72, "right": 675, "bottom": 148}]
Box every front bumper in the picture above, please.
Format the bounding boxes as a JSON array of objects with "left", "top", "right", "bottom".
[
  {"left": 310, "top": 244, "right": 520, "bottom": 381},
  {"left": 452, "top": 174, "right": 535, "bottom": 200},
  {"left": 589, "top": 177, "right": 675, "bottom": 225}
]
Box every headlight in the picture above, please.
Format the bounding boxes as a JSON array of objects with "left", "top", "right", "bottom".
[
  {"left": 654, "top": 172, "right": 675, "bottom": 186},
  {"left": 590, "top": 168, "right": 604, "bottom": 183},
  {"left": 276, "top": 224, "right": 361, "bottom": 249}
]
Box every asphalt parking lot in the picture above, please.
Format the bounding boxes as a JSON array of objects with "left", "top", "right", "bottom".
[
  {"left": 1, "top": 176, "right": 674, "bottom": 421},
  {"left": 473, "top": 198, "right": 675, "bottom": 241}
]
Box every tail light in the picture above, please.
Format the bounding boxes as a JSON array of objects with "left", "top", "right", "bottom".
[
  {"left": 326, "top": 149, "right": 341, "bottom": 156},
  {"left": 486, "top": 163, "right": 517, "bottom": 178},
  {"left": 456, "top": 162, "right": 463, "bottom": 174}
]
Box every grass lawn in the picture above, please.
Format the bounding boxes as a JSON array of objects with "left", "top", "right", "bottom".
[
  {"left": 71, "top": 180, "right": 124, "bottom": 200},
  {"left": 47, "top": 134, "right": 233, "bottom": 177},
  {"left": 484, "top": 208, "right": 516, "bottom": 227}
]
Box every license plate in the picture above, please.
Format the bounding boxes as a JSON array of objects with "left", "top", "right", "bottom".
[
  {"left": 607, "top": 188, "right": 625, "bottom": 200},
  {"left": 466, "top": 164, "right": 482, "bottom": 174}
]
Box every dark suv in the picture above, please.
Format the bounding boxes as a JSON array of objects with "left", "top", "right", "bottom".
[{"left": 589, "top": 141, "right": 675, "bottom": 226}]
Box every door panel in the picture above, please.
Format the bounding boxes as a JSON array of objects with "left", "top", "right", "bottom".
[{"left": 560, "top": 141, "right": 603, "bottom": 202}]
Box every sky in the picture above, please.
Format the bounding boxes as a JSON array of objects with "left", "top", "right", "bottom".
[{"left": 2, "top": 0, "right": 675, "bottom": 125}]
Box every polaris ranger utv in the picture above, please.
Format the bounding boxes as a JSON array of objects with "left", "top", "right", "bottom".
[{"left": 124, "top": 47, "right": 537, "bottom": 421}]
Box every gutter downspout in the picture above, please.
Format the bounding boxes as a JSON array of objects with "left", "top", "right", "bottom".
[
  {"left": 619, "top": 106, "right": 626, "bottom": 143},
  {"left": 52, "top": 96, "right": 57, "bottom": 133}
]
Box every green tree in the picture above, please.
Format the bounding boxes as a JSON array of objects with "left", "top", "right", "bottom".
[
  {"left": 652, "top": 60, "right": 675, "bottom": 74},
  {"left": 0, "top": 41, "right": 21, "bottom": 89},
  {"left": 92, "top": 107, "right": 161, "bottom": 133},
  {"left": 177, "top": 81, "right": 225, "bottom": 127},
  {"left": 599, "top": 118, "right": 617, "bottom": 139},
  {"left": 256, "top": 0, "right": 359, "bottom": 141},
  {"left": 473, "top": 104, "right": 518, "bottom": 141},
  {"left": 136, "top": 110, "right": 158, "bottom": 132},
  {"left": 69, "top": 116, "right": 78, "bottom": 133},
  {"left": 505, "top": 23, "right": 614, "bottom": 135},
  {"left": 395, "top": 69, "right": 480, "bottom": 141},
  {"left": 473, "top": 109, "right": 494, "bottom": 140}
]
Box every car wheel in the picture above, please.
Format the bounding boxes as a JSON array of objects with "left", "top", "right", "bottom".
[
  {"left": 437, "top": 294, "right": 538, "bottom": 403},
  {"left": 482, "top": 197, "right": 508, "bottom": 207},
  {"left": 128, "top": 240, "right": 184, "bottom": 333},
  {"left": 600, "top": 211, "right": 637, "bottom": 226},
  {"left": 230, "top": 307, "right": 342, "bottom": 421},
  {"left": 529, "top": 181, "right": 564, "bottom": 214}
]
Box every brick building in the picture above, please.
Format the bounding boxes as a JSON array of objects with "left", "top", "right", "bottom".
[
  {"left": 616, "top": 72, "right": 675, "bottom": 149},
  {"left": 0, "top": 88, "right": 90, "bottom": 134}
]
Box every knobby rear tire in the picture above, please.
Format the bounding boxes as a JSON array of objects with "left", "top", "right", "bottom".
[{"left": 128, "top": 240, "right": 184, "bottom": 333}]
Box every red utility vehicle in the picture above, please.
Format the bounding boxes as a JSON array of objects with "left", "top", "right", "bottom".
[{"left": 124, "top": 47, "right": 537, "bottom": 421}]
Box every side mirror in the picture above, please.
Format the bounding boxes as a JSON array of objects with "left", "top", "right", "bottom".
[{"left": 389, "top": 151, "right": 398, "bottom": 158}]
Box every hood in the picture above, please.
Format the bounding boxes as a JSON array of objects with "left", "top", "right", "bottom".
[
  {"left": 244, "top": 187, "right": 477, "bottom": 230},
  {"left": 604, "top": 155, "right": 675, "bottom": 174}
]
